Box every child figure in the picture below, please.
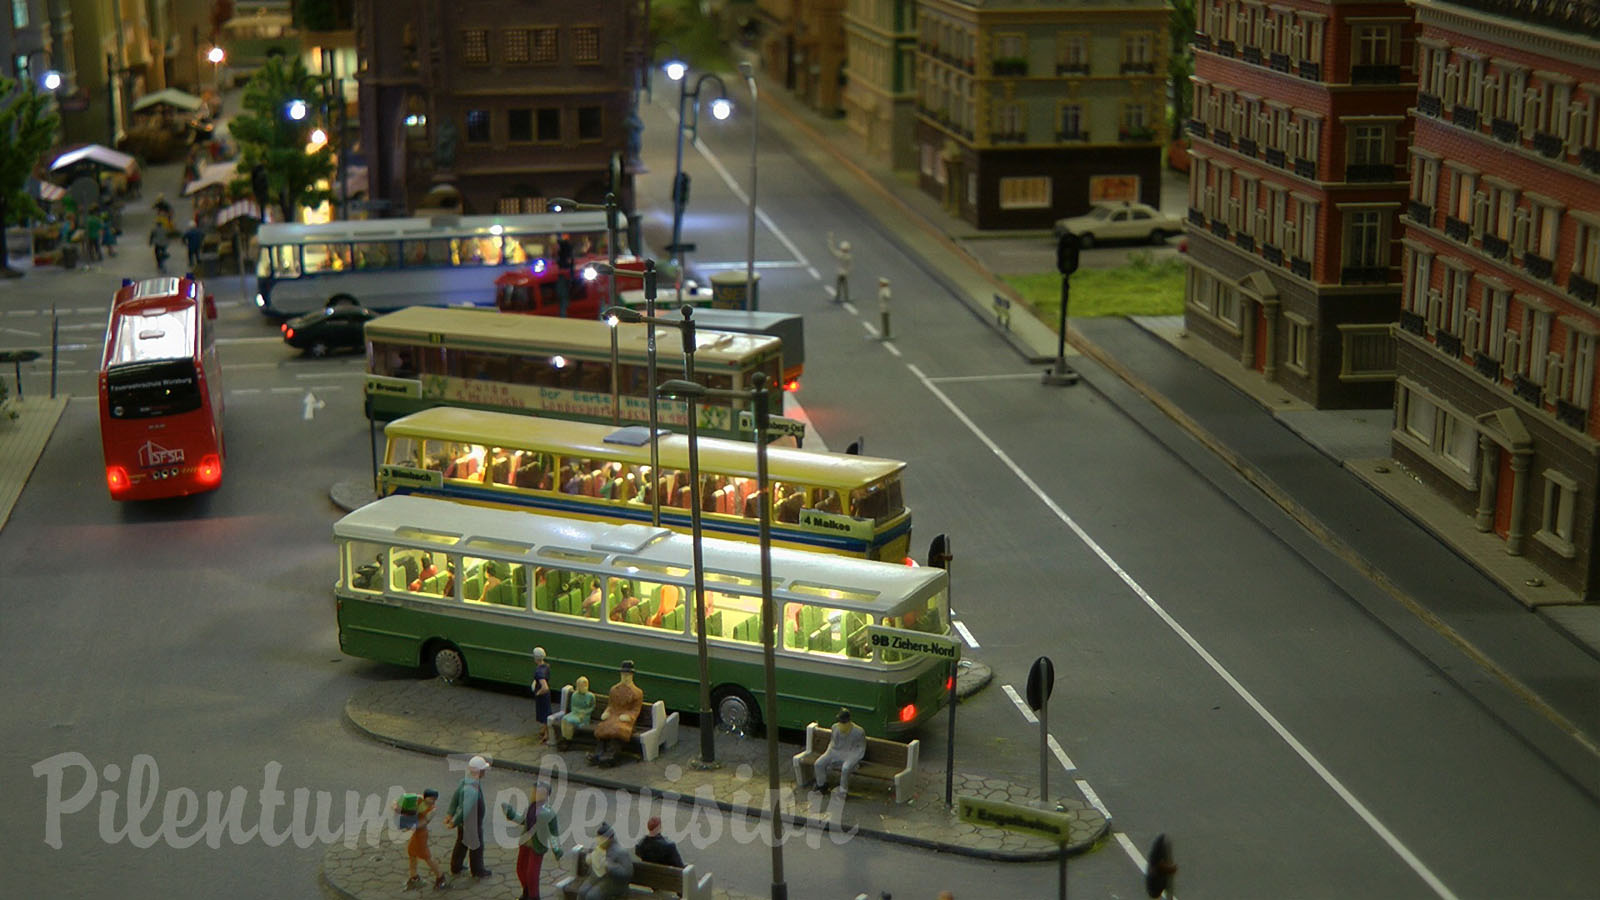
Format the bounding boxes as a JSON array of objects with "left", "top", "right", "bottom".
[{"left": 397, "top": 788, "right": 446, "bottom": 890}]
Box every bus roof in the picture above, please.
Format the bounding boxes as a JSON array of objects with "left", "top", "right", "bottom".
[
  {"left": 336, "top": 494, "right": 943, "bottom": 612},
  {"left": 365, "top": 306, "right": 781, "bottom": 365},
  {"left": 387, "top": 407, "right": 905, "bottom": 485},
  {"left": 258, "top": 211, "right": 609, "bottom": 245},
  {"left": 102, "top": 277, "right": 201, "bottom": 368}
]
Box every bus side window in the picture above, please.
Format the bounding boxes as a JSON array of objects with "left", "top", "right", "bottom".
[
  {"left": 388, "top": 437, "right": 420, "bottom": 467},
  {"left": 389, "top": 548, "right": 424, "bottom": 592},
  {"left": 813, "top": 488, "right": 842, "bottom": 514},
  {"left": 347, "top": 541, "right": 384, "bottom": 592}
]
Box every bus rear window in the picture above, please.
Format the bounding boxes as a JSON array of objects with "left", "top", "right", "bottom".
[
  {"left": 850, "top": 478, "right": 904, "bottom": 524},
  {"left": 105, "top": 360, "right": 201, "bottom": 419}
]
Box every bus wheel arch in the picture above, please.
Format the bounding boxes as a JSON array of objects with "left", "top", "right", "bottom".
[
  {"left": 424, "top": 640, "right": 468, "bottom": 684},
  {"left": 328, "top": 293, "right": 360, "bottom": 308},
  {"left": 712, "top": 685, "right": 761, "bottom": 737}
]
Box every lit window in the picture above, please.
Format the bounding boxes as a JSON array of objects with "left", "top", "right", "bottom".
[
  {"left": 998, "top": 176, "right": 1050, "bottom": 210},
  {"left": 462, "top": 29, "right": 489, "bottom": 65},
  {"left": 504, "top": 29, "right": 530, "bottom": 65},
  {"left": 532, "top": 27, "right": 558, "bottom": 63},
  {"left": 573, "top": 26, "right": 600, "bottom": 63}
]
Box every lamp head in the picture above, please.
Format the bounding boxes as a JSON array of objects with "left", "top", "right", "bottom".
[
  {"left": 657, "top": 378, "right": 705, "bottom": 399},
  {"left": 548, "top": 197, "right": 577, "bottom": 212},
  {"left": 604, "top": 305, "right": 643, "bottom": 323},
  {"left": 709, "top": 97, "right": 732, "bottom": 120},
  {"left": 207, "top": 46, "right": 225, "bottom": 64},
  {"left": 663, "top": 60, "right": 687, "bottom": 82},
  {"left": 41, "top": 70, "right": 61, "bottom": 91},
  {"left": 286, "top": 99, "right": 308, "bottom": 121}
]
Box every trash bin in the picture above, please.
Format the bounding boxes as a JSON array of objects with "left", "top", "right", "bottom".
[
  {"left": 58, "top": 244, "right": 78, "bottom": 269},
  {"left": 710, "top": 270, "right": 759, "bottom": 310},
  {"left": 5, "top": 227, "right": 32, "bottom": 270}
]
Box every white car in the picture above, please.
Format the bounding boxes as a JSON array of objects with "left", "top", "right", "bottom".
[{"left": 1052, "top": 201, "right": 1183, "bottom": 247}]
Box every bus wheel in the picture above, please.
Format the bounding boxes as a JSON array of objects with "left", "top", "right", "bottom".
[
  {"left": 429, "top": 643, "right": 467, "bottom": 684},
  {"left": 713, "top": 686, "right": 760, "bottom": 737}
]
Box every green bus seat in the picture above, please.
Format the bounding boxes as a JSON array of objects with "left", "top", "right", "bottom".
[
  {"left": 665, "top": 607, "right": 685, "bottom": 631},
  {"left": 625, "top": 606, "right": 646, "bottom": 625},
  {"left": 535, "top": 580, "right": 553, "bottom": 611},
  {"left": 705, "top": 610, "right": 723, "bottom": 637}
]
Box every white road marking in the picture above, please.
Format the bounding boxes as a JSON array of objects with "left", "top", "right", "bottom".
[
  {"left": 926, "top": 373, "right": 1042, "bottom": 383},
  {"left": 688, "top": 132, "right": 813, "bottom": 272},
  {"left": 303, "top": 390, "right": 326, "bottom": 420},
  {"left": 3, "top": 327, "right": 39, "bottom": 337},
  {"left": 295, "top": 371, "right": 361, "bottom": 379},
  {"left": 74, "top": 307, "right": 103, "bottom": 314},
  {"left": 805, "top": 266, "right": 820, "bottom": 280},
  {"left": 216, "top": 337, "right": 284, "bottom": 346},
  {"left": 6, "top": 309, "right": 37, "bottom": 316},
  {"left": 1049, "top": 735, "right": 1077, "bottom": 774},
  {"left": 58, "top": 322, "right": 104, "bottom": 331},
  {"left": 906, "top": 362, "right": 1460, "bottom": 900},
  {"left": 224, "top": 362, "right": 281, "bottom": 370},
  {"left": 693, "top": 260, "right": 809, "bottom": 271},
  {"left": 230, "top": 388, "right": 261, "bottom": 395},
  {"left": 1114, "top": 833, "right": 1151, "bottom": 881},
  {"left": 841, "top": 301, "right": 858, "bottom": 315},
  {"left": 952, "top": 619, "right": 980, "bottom": 648},
  {"left": 1001, "top": 684, "right": 1037, "bottom": 725},
  {"left": 1073, "top": 778, "right": 1107, "bottom": 817}
]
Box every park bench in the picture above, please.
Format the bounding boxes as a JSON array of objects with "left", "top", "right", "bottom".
[
  {"left": 791, "top": 722, "right": 920, "bottom": 804},
  {"left": 546, "top": 684, "right": 680, "bottom": 762},
  {"left": 555, "top": 842, "right": 713, "bottom": 900}
]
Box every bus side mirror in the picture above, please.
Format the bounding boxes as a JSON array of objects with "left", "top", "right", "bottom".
[{"left": 204, "top": 295, "right": 217, "bottom": 319}]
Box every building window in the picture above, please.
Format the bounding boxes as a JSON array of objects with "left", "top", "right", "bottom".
[
  {"left": 572, "top": 26, "right": 600, "bottom": 63},
  {"left": 1286, "top": 316, "right": 1310, "bottom": 372},
  {"left": 537, "top": 108, "right": 561, "bottom": 142},
  {"left": 1058, "top": 103, "right": 1083, "bottom": 139},
  {"left": 578, "top": 106, "right": 602, "bottom": 141},
  {"left": 967, "top": 173, "right": 978, "bottom": 208},
  {"left": 1405, "top": 247, "right": 1432, "bottom": 316},
  {"left": 1350, "top": 124, "right": 1388, "bottom": 165},
  {"left": 504, "top": 29, "right": 531, "bottom": 65},
  {"left": 998, "top": 176, "right": 1051, "bottom": 210},
  {"left": 532, "top": 27, "right": 559, "bottom": 63},
  {"left": 507, "top": 109, "right": 533, "bottom": 143},
  {"left": 465, "top": 109, "right": 491, "bottom": 142},
  {"left": 1567, "top": 330, "right": 1597, "bottom": 409},
  {"left": 1409, "top": 150, "right": 1439, "bottom": 207},
  {"left": 1121, "top": 31, "right": 1154, "bottom": 71},
  {"left": 995, "top": 101, "right": 1024, "bottom": 139},
  {"left": 1217, "top": 280, "right": 1240, "bottom": 325},
  {"left": 1344, "top": 209, "right": 1386, "bottom": 269},
  {"left": 463, "top": 29, "right": 490, "bottom": 65},
  {"left": 1395, "top": 384, "right": 1479, "bottom": 483},
  {"left": 1352, "top": 23, "right": 1395, "bottom": 66},
  {"left": 1522, "top": 306, "right": 1552, "bottom": 383},
  {"left": 1537, "top": 469, "right": 1578, "bottom": 557},
  {"left": 1056, "top": 32, "right": 1088, "bottom": 73},
  {"left": 11, "top": 0, "right": 26, "bottom": 29},
  {"left": 1573, "top": 215, "right": 1600, "bottom": 282},
  {"left": 1297, "top": 197, "right": 1318, "bottom": 262}
]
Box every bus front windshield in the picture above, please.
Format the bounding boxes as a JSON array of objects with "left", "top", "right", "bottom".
[{"left": 106, "top": 359, "right": 202, "bottom": 419}]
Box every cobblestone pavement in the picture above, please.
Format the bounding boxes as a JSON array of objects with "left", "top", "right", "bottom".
[{"left": 326, "top": 672, "right": 1109, "bottom": 897}]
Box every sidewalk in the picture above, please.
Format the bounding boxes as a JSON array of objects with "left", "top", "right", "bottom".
[{"left": 321, "top": 673, "right": 1108, "bottom": 899}]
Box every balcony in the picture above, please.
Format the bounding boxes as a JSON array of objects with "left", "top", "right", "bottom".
[
  {"left": 1291, "top": 258, "right": 1311, "bottom": 279},
  {"left": 1513, "top": 373, "right": 1543, "bottom": 405},
  {"left": 1217, "top": 40, "right": 1236, "bottom": 57},
  {"left": 1435, "top": 330, "right": 1463, "bottom": 358},
  {"left": 1571, "top": 273, "right": 1599, "bottom": 306},
  {"left": 1298, "top": 60, "right": 1321, "bottom": 81},
  {"left": 1056, "top": 130, "right": 1089, "bottom": 142},
  {"left": 1055, "top": 63, "right": 1089, "bottom": 76},
  {"left": 1557, "top": 399, "right": 1589, "bottom": 431},
  {"left": 991, "top": 58, "right": 1028, "bottom": 77},
  {"left": 1400, "top": 310, "right": 1427, "bottom": 336},
  {"left": 1211, "top": 220, "right": 1232, "bottom": 240},
  {"left": 1187, "top": 118, "right": 1208, "bottom": 139},
  {"left": 1211, "top": 129, "right": 1232, "bottom": 148},
  {"left": 1523, "top": 252, "right": 1553, "bottom": 281},
  {"left": 1581, "top": 148, "right": 1600, "bottom": 175},
  {"left": 1193, "top": 33, "right": 1212, "bottom": 52},
  {"left": 1238, "top": 137, "right": 1258, "bottom": 157},
  {"left": 1491, "top": 118, "right": 1519, "bottom": 143},
  {"left": 1474, "top": 351, "right": 1502, "bottom": 381},
  {"left": 1263, "top": 245, "right": 1284, "bottom": 266},
  {"left": 1350, "top": 64, "right": 1402, "bottom": 84},
  {"left": 1346, "top": 163, "right": 1395, "bottom": 182},
  {"left": 1270, "top": 52, "right": 1291, "bottom": 73},
  {"left": 1481, "top": 233, "right": 1509, "bottom": 260},
  {"left": 1188, "top": 208, "right": 1207, "bottom": 227},
  {"left": 1444, "top": 216, "right": 1472, "bottom": 243},
  {"left": 1121, "top": 61, "right": 1156, "bottom": 75},
  {"left": 1408, "top": 201, "right": 1433, "bottom": 226},
  {"left": 1236, "top": 233, "right": 1255, "bottom": 252},
  {"left": 1452, "top": 105, "right": 1479, "bottom": 130},
  {"left": 1120, "top": 127, "right": 1157, "bottom": 143},
  {"left": 1418, "top": 93, "right": 1442, "bottom": 117},
  {"left": 1265, "top": 147, "right": 1286, "bottom": 168},
  {"left": 1533, "top": 131, "right": 1564, "bottom": 159},
  {"left": 1294, "top": 158, "right": 1316, "bottom": 179},
  {"left": 991, "top": 132, "right": 1027, "bottom": 144},
  {"left": 1242, "top": 46, "right": 1262, "bottom": 66},
  {"left": 1342, "top": 265, "right": 1390, "bottom": 285}
]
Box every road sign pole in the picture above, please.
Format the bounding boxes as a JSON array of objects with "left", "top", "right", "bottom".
[
  {"left": 1059, "top": 840, "right": 1068, "bottom": 900},
  {"left": 1026, "top": 656, "right": 1056, "bottom": 808},
  {"left": 927, "top": 533, "right": 956, "bottom": 808},
  {"left": 1039, "top": 686, "right": 1049, "bottom": 804}
]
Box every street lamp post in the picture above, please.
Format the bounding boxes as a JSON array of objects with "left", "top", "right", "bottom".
[
  {"left": 739, "top": 62, "right": 759, "bottom": 310},
  {"left": 591, "top": 261, "right": 662, "bottom": 526},
  {"left": 665, "top": 64, "right": 732, "bottom": 302},
  {"left": 657, "top": 374, "right": 786, "bottom": 900},
  {"left": 550, "top": 193, "right": 623, "bottom": 318},
  {"left": 207, "top": 46, "right": 225, "bottom": 96}
]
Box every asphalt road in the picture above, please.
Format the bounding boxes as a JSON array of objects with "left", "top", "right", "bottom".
[{"left": 0, "top": 78, "right": 1596, "bottom": 900}]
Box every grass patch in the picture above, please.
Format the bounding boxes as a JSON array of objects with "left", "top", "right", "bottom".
[
  {"left": 653, "top": 0, "right": 736, "bottom": 74},
  {"left": 1003, "top": 251, "right": 1186, "bottom": 320}
]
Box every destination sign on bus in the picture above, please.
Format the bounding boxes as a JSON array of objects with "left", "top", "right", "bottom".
[
  {"left": 380, "top": 465, "right": 444, "bottom": 489},
  {"left": 738, "top": 410, "right": 806, "bottom": 439},
  {"left": 865, "top": 625, "right": 960, "bottom": 661},
  {"left": 798, "top": 508, "right": 873, "bottom": 540}
]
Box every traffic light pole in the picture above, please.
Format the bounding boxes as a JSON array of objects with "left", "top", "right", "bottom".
[{"left": 1042, "top": 232, "right": 1080, "bottom": 386}]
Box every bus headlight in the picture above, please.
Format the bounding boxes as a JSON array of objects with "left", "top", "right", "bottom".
[{"left": 254, "top": 293, "right": 265, "bottom": 307}]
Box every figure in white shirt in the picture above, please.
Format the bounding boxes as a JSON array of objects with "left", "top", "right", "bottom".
[
  {"left": 808, "top": 708, "right": 867, "bottom": 797},
  {"left": 827, "top": 232, "right": 852, "bottom": 304}
]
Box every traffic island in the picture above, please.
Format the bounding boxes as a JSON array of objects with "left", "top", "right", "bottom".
[{"left": 340, "top": 677, "right": 1107, "bottom": 869}]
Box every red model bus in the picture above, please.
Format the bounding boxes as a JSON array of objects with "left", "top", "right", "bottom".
[
  {"left": 492, "top": 256, "right": 646, "bottom": 318},
  {"left": 98, "top": 275, "right": 225, "bottom": 500}
]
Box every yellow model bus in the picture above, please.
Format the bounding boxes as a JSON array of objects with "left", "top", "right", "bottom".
[
  {"left": 380, "top": 406, "right": 912, "bottom": 562},
  {"left": 334, "top": 494, "right": 951, "bottom": 735}
]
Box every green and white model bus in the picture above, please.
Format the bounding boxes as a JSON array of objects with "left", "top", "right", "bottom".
[{"left": 333, "top": 495, "right": 951, "bottom": 736}]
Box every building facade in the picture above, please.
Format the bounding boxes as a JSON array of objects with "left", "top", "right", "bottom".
[
  {"left": 1393, "top": 0, "right": 1600, "bottom": 601},
  {"left": 757, "top": 0, "right": 848, "bottom": 116},
  {"left": 1184, "top": 0, "right": 1417, "bottom": 410},
  {"left": 842, "top": 0, "right": 917, "bottom": 169},
  {"left": 913, "top": 0, "right": 1167, "bottom": 230},
  {"left": 353, "top": 0, "right": 641, "bottom": 217}
]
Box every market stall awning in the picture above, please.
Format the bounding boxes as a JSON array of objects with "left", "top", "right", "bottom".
[
  {"left": 216, "top": 199, "right": 262, "bottom": 226},
  {"left": 48, "top": 144, "right": 137, "bottom": 175},
  {"left": 132, "top": 88, "right": 204, "bottom": 113},
  {"left": 183, "top": 160, "right": 238, "bottom": 197},
  {"left": 28, "top": 178, "right": 65, "bottom": 201}
]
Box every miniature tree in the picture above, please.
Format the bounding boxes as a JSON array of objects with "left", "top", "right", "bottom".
[
  {"left": 1168, "top": 0, "right": 1196, "bottom": 136},
  {"left": 228, "top": 56, "right": 335, "bottom": 223},
  {"left": 0, "top": 78, "right": 60, "bottom": 278}
]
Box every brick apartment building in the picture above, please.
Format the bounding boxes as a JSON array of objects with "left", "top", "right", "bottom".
[
  {"left": 912, "top": 0, "right": 1168, "bottom": 230},
  {"left": 353, "top": 0, "right": 642, "bottom": 217},
  {"left": 1393, "top": 0, "right": 1600, "bottom": 601},
  {"left": 1184, "top": 0, "right": 1417, "bottom": 408}
]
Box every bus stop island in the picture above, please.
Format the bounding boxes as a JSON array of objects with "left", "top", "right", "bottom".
[{"left": 325, "top": 666, "right": 1108, "bottom": 900}]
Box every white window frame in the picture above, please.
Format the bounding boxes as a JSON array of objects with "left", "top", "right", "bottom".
[{"left": 1536, "top": 468, "right": 1578, "bottom": 557}]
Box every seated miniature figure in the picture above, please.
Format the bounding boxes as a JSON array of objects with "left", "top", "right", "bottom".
[
  {"left": 576, "top": 821, "right": 633, "bottom": 900},
  {"left": 560, "top": 676, "right": 597, "bottom": 743},
  {"left": 588, "top": 660, "right": 643, "bottom": 766}
]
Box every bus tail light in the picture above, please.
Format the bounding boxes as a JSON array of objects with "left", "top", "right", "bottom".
[
  {"left": 946, "top": 675, "right": 954, "bottom": 691},
  {"left": 783, "top": 378, "right": 799, "bottom": 392},
  {"left": 280, "top": 322, "right": 288, "bottom": 333},
  {"left": 284, "top": 327, "right": 295, "bottom": 340},
  {"left": 196, "top": 454, "right": 223, "bottom": 486},
  {"left": 105, "top": 465, "right": 130, "bottom": 494},
  {"left": 898, "top": 703, "right": 917, "bottom": 724}
]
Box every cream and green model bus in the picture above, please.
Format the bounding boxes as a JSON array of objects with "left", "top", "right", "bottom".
[
  {"left": 379, "top": 407, "right": 912, "bottom": 562},
  {"left": 333, "top": 495, "right": 950, "bottom": 736}
]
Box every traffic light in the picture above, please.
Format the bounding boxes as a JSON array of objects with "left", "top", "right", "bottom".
[
  {"left": 673, "top": 172, "right": 691, "bottom": 207},
  {"left": 1056, "top": 231, "right": 1080, "bottom": 276},
  {"left": 556, "top": 238, "right": 575, "bottom": 272}
]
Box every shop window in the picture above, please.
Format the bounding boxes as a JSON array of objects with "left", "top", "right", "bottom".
[
  {"left": 1537, "top": 470, "right": 1578, "bottom": 557},
  {"left": 466, "top": 109, "right": 491, "bottom": 143}
]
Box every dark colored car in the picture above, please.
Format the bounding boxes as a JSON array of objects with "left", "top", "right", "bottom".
[{"left": 281, "top": 303, "right": 377, "bottom": 356}]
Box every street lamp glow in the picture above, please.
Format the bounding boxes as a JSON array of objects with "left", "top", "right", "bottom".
[
  {"left": 40, "top": 70, "right": 61, "bottom": 91},
  {"left": 286, "top": 99, "right": 309, "bottom": 121},
  {"left": 489, "top": 224, "right": 503, "bottom": 235},
  {"left": 582, "top": 265, "right": 598, "bottom": 282},
  {"left": 550, "top": 354, "right": 568, "bottom": 369},
  {"left": 605, "top": 313, "right": 619, "bottom": 327},
  {"left": 664, "top": 60, "right": 687, "bottom": 82},
  {"left": 309, "top": 127, "right": 327, "bottom": 145},
  {"left": 710, "top": 97, "right": 732, "bottom": 120},
  {"left": 207, "top": 46, "right": 225, "bottom": 65}
]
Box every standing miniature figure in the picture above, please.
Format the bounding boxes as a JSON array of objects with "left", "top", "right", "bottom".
[
  {"left": 576, "top": 822, "right": 634, "bottom": 900},
  {"left": 826, "top": 231, "right": 852, "bottom": 303},
  {"left": 877, "top": 277, "right": 892, "bottom": 340},
  {"left": 444, "top": 754, "right": 493, "bottom": 879},
  {"left": 634, "top": 816, "right": 685, "bottom": 868},
  {"left": 182, "top": 220, "right": 206, "bottom": 269},
  {"left": 81, "top": 210, "right": 103, "bottom": 261},
  {"left": 148, "top": 223, "right": 171, "bottom": 273},
  {"left": 560, "top": 676, "right": 597, "bottom": 745},
  {"left": 805, "top": 708, "right": 867, "bottom": 797},
  {"left": 588, "top": 660, "right": 643, "bottom": 766},
  {"left": 502, "top": 780, "right": 563, "bottom": 900},
  {"left": 99, "top": 212, "right": 118, "bottom": 258},
  {"left": 152, "top": 193, "right": 173, "bottom": 222},
  {"left": 531, "top": 646, "right": 553, "bottom": 743},
  {"left": 394, "top": 788, "right": 447, "bottom": 890}
]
